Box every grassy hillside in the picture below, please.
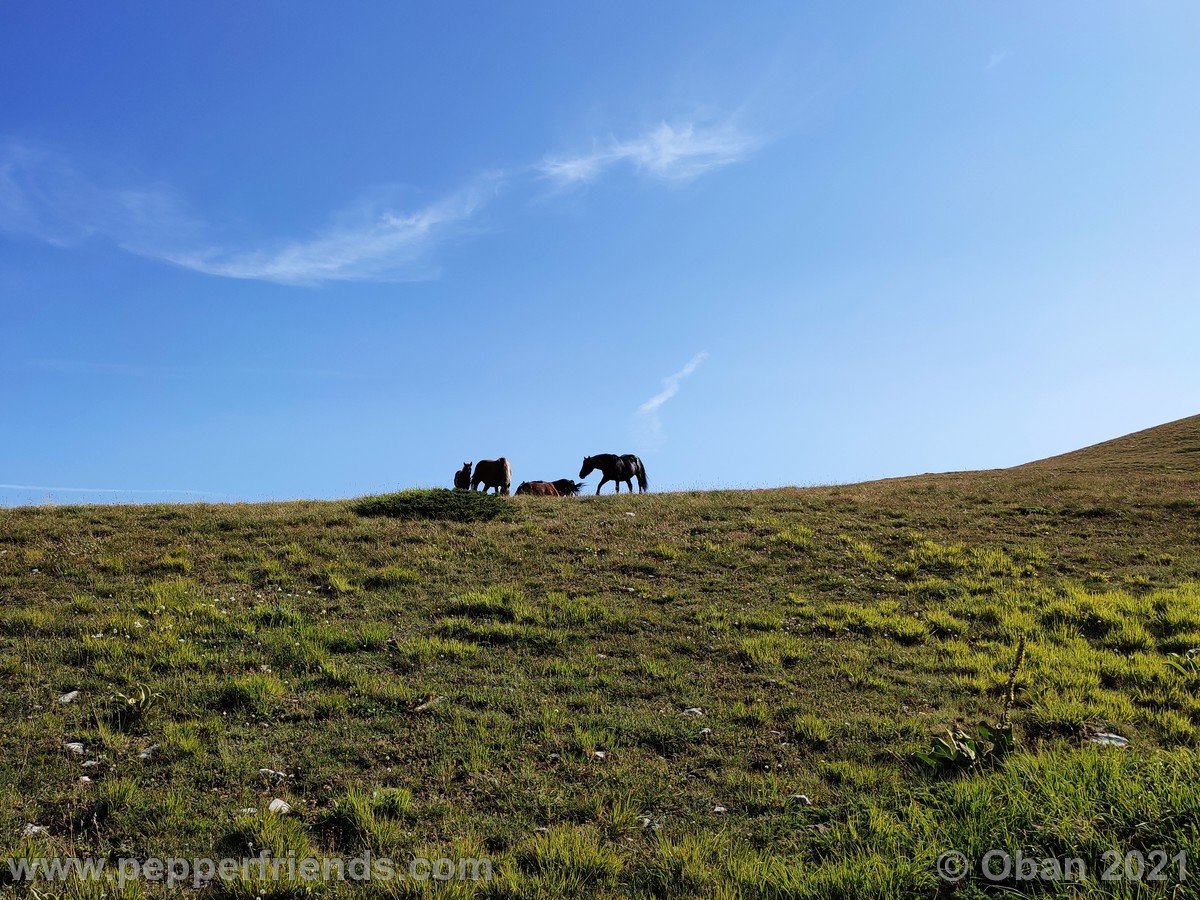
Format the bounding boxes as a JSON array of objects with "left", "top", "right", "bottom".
[
  {"left": 1018, "top": 412, "right": 1200, "bottom": 474},
  {"left": 3, "top": 421, "right": 1200, "bottom": 898}
]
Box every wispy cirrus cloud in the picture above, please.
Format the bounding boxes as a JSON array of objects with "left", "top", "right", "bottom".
[
  {"left": 634, "top": 351, "right": 709, "bottom": 450},
  {"left": 985, "top": 50, "right": 1011, "bottom": 71},
  {"left": 1, "top": 115, "right": 757, "bottom": 286},
  {"left": 540, "top": 121, "right": 757, "bottom": 187},
  {"left": 161, "top": 179, "right": 500, "bottom": 285},
  {"left": 0, "top": 141, "right": 500, "bottom": 286}
]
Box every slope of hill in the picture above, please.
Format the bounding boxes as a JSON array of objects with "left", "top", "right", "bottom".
[
  {"left": 2, "top": 423, "right": 1200, "bottom": 898},
  {"left": 1018, "top": 412, "right": 1200, "bottom": 473}
]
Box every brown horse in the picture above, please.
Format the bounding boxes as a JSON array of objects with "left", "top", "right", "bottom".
[
  {"left": 515, "top": 481, "right": 560, "bottom": 496},
  {"left": 471, "top": 458, "right": 512, "bottom": 495},
  {"left": 453, "top": 462, "right": 472, "bottom": 490}
]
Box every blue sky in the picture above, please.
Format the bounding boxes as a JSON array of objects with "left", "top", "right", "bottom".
[{"left": 3, "top": 2, "right": 1199, "bottom": 504}]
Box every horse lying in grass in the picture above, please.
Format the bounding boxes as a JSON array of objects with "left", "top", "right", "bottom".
[
  {"left": 471, "top": 458, "right": 512, "bottom": 495},
  {"left": 580, "top": 454, "right": 648, "bottom": 495},
  {"left": 515, "top": 481, "right": 559, "bottom": 496},
  {"left": 552, "top": 479, "right": 584, "bottom": 496}
]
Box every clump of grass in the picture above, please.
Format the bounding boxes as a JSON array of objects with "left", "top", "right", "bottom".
[
  {"left": 445, "top": 586, "right": 530, "bottom": 621},
  {"left": 363, "top": 565, "right": 420, "bottom": 589},
  {"left": 161, "top": 548, "right": 193, "bottom": 574},
  {"left": 220, "top": 810, "right": 316, "bottom": 858},
  {"left": 789, "top": 713, "right": 832, "bottom": 749},
  {"left": 396, "top": 635, "right": 479, "bottom": 667},
  {"left": 217, "top": 673, "right": 285, "bottom": 714},
  {"left": 738, "top": 632, "right": 808, "bottom": 670},
  {"left": 516, "top": 826, "right": 623, "bottom": 892},
  {"left": 352, "top": 488, "right": 509, "bottom": 522},
  {"left": 772, "top": 524, "right": 815, "bottom": 549},
  {"left": 162, "top": 721, "right": 204, "bottom": 758},
  {"left": 252, "top": 602, "right": 303, "bottom": 628},
  {"left": 324, "top": 623, "right": 390, "bottom": 653}
]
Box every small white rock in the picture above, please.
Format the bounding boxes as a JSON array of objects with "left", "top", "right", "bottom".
[
  {"left": 57, "top": 691, "right": 80, "bottom": 704},
  {"left": 64, "top": 742, "right": 84, "bottom": 755},
  {"left": 1089, "top": 731, "right": 1130, "bottom": 748},
  {"left": 78, "top": 776, "right": 92, "bottom": 784},
  {"left": 138, "top": 745, "right": 158, "bottom": 760},
  {"left": 22, "top": 824, "right": 49, "bottom": 837},
  {"left": 82, "top": 760, "right": 99, "bottom": 768},
  {"left": 713, "top": 805, "right": 727, "bottom": 814},
  {"left": 791, "top": 794, "right": 812, "bottom": 806},
  {"left": 682, "top": 707, "right": 703, "bottom": 718},
  {"left": 593, "top": 751, "right": 609, "bottom": 759},
  {"left": 239, "top": 807, "right": 258, "bottom": 816},
  {"left": 698, "top": 727, "right": 712, "bottom": 736},
  {"left": 267, "top": 798, "right": 291, "bottom": 814}
]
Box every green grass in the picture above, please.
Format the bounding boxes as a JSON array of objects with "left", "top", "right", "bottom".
[
  {"left": 3, "top": 429, "right": 1200, "bottom": 897},
  {"left": 350, "top": 488, "right": 509, "bottom": 522}
]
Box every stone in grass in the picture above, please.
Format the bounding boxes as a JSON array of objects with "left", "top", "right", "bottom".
[
  {"left": 713, "top": 805, "right": 727, "bottom": 814},
  {"left": 138, "top": 745, "right": 158, "bottom": 760},
  {"left": 681, "top": 707, "right": 703, "bottom": 717},
  {"left": 64, "top": 742, "right": 84, "bottom": 755},
  {"left": 1088, "top": 731, "right": 1130, "bottom": 749},
  {"left": 23, "top": 824, "right": 49, "bottom": 837},
  {"left": 57, "top": 691, "right": 80, "bottom": 704},
  {"left": 267, "top": 798, "right": 291, "bottom": 815},
  {"left": 790, "top": 794, "right": 813, "bottom": 806}
]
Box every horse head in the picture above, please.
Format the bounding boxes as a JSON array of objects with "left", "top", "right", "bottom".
[{"left": 579, "top": 456, "right": 595, "bottom": 479}]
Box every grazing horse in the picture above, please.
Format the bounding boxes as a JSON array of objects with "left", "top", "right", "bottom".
[
  {"left": 515, "top": 481, "right": 560, "bottom": 496},
  {"left": 579, "top": 454, "right": 648, "bottom": 495},
  {"left": 471, "top": 458, "right": 512, "bottom": 495},
  {"left": 551, "top": 479, "right": 584, "bottom": 497},
  {"left": 453, "top": 462, "right": 472, "bottom": 490}
]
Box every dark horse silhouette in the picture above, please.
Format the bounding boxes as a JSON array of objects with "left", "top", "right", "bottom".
[
  {"left": 579, "top": 454, "right": 648, "bottom": 495},
  {"left": 552, "top": 479, "right": 584, "bottom": 496},
  {"left": 471, "top": 458, "right": 512, "bottom": 495},
  {"left": 453, "top": 462, "right": 472, "bottom": 490}
]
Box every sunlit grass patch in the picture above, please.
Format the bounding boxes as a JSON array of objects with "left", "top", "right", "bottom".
[
  {"left": 515, "top": 826, "right": 623, "bottom": 893},
  {"left": 395, "top": 635, "right": 479, "bottom": 667},
  {"left": 363, "top": 565, "right": 419, "bottom": 588},
  {"left": 738, "top": 632, "right": 809, "bottom": 670},
  {"left": 217, "top": 672, "right": 286, "bottom": 714}
]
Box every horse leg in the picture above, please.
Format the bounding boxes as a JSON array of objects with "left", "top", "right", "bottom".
[
  {"left": 626, "top": 479, "right": 633, "bottom": 492},
  {"left": 596, "top": 477, "right": 608, "bottom": 495}
]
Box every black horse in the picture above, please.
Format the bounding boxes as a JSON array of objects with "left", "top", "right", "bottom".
[
  {"left": 579, "top": 454, "right": 648, "bottom": 495},
  {"left": 552, "top": 479, "right": 584, "bottom": 496}
]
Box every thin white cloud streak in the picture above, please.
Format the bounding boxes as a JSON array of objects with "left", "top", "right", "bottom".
[
  {"left": 985, "top": 50, "right": 1010, "bottom": 71},
  {"left": 161, "top": 180, "right": 499, "bottom": 285},
  {"left": 540, "top": 122, "right": 757, "bottom": 186},
  {"left": 634, "top": 351, "right": 709, "bottom": 450},
  {"left": 2, "top": 116, "right": 757, "bottom": 286}
]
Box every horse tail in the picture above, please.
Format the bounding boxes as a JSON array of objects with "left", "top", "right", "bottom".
[{"left": 634, "top": 457, "right": 648, "bottom": 492}]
